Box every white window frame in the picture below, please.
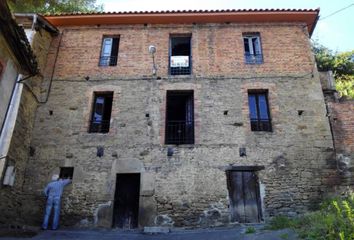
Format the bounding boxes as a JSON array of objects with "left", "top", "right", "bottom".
[{"left": 243, "top": 34, "right": 263, "bottom": 64}]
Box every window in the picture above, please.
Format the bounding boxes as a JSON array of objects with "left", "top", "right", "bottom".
[
  {"left": 59, "top": 167, "right": 74, "bottom": 179},
  {"left": 169, "top": 35, "right": 191, "bottom": 75},
  {"left": 243, "top": 33, "right": 263, "bottom": 64},
  {"left": 99, "top": 36, "right": 119, "bottom": 66},
  {"left": 248, "top": 91, "right": 271, "bottom": 131},
  {"left": 0, "top": 61, "right": 4, "bottom": 80},
  {"left": 89, "top": 92, "right": 113, "bottom": 133},
  {"left": 165, "top": 91, "right": 194, "bottom": 144}
]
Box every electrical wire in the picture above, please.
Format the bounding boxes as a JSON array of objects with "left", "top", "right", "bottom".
[{"left": 319, "top": 3, "right": 354, "bottom": 21}]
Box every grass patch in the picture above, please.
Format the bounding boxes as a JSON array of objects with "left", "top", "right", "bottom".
[
  {"left": 245, "top": 226, "right": 256, "bottom": 234},
  {"left": 266, "top": 192, "right": 354, "bottom": 240},
  {"left": 279, "top": 233, "right": 289, "bottom": 239}
]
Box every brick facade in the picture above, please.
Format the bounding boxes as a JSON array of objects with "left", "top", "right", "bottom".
[
  {"left": 13, "top": 19, "right": 337, "bottom": 229},
  {"left": 328, "top": 99, "right": 354, "bottom": 190},
  {"left": 2, "top": 9, "right": 349, "bottom": 229}
]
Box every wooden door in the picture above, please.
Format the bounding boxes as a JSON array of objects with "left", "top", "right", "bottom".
[
  {"left": 113, "top": 173, "right": 140, "bottom": 228},
  {"left": 227, "top": 171, "right": 262, "bottom": 223}
]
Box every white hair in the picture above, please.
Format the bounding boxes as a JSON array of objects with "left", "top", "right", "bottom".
[{"left": 51, "top": 174, "right": 59, "bottom": 181}]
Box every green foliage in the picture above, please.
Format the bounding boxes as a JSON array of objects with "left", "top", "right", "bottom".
[
  {"left": 8, "top": 0, "right": 103, "bottom": 14},
  {"left": 312, "top": 41, "right": 354, "bottom": 99},
  {"left": 279, "top": 233, "right": 289, "bottom": 239},
  {"left": 336, "top": 77, "right": 354, "bottom": 99},
  {"left": 245, "top": 226, "right": 256, "bottom": 234},
  {"left": 266, "top": 215, "right": 297, "bottom": 230},
  {"left": 266, "top": 193, "right": 354, "bottom": 240}
]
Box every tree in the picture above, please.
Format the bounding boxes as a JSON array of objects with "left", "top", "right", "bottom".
[
  {"left": 8, "top": 0, "right": 103, "bottom": 14},
  {"left": 312, "top": 41, "right": 354, "bottom": 99}
]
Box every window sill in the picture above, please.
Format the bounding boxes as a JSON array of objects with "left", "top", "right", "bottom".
[
  {"left": 245, "top": 62, "right": 263, "bottom": 65},
  {"left": 166, "top": 75, "right": 194, "bottom": 79},
  {"left": 164, "top": 144, "right": 195, "bottom": 148},
  {"left": 250, "top": 130, "right": 274, "bottom": 135}
]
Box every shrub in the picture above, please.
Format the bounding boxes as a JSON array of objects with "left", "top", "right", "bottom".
[
  {"left": 266, "top": 193, "right": 354, "bottom": 240},
  {"left": 245, "top": 226, "right": 256, "bottom": 234}
]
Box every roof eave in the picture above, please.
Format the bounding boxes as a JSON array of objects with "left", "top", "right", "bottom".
[{"left": 43, "top": 9, "right": 320, "bottom": 35}]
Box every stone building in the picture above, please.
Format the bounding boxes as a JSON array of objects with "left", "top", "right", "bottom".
[
  {"left": 0, "top": 2, "right": 58, "bottom": 227},
  {"left": 0, "top": 1, "right": 38, "bottom": 178},
  {"left": 1, "top": 8, "right": 347, "bottom": 229},
  {"left": 319, "top": 71, "right": 354, "bottom": 194}
]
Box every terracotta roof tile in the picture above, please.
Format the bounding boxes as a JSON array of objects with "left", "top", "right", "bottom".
[{"left": 44, "top": 8, "right": 319, "bottom": 16}]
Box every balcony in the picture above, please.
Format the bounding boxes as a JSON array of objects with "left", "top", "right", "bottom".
[
  {"left": 170, "top": 55, "right": 191, "bottom": 75},
  {"left": 165, "top": 120, "right": 194, "bottom": 144},
  {"left": 89, "top": 120, "right": 110, "bottom": 133},
  {"left": 99, "top": 56, "right": 118, "bottom": 66},
  {"left": 250, "top": 119, "right": 272, "bottom": 132},
  {"left": 244, "top": 53, "right": 263, "bottom": 64}
]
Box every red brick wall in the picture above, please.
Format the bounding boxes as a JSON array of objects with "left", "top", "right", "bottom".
[
  {"left": 51, "top": 23, "right": 313, "bottom": 80},
  {"left": 329, "top": 100, "right": 354, "bottom": 154}
]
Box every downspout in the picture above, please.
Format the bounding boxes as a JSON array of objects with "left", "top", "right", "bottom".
[
  {"left": 0, "top": 74, "right": 18, "bottom": 137},
  {"left": 0, "top": 74, "right": 25, "bottom": 180}
]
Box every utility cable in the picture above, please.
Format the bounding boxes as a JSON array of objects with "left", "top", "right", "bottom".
[{"left": 319, "top": 3, "right": 354, "bottom": 21}]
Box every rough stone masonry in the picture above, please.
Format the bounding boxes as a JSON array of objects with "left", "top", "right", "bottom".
[{"left": 1, "top": 10, "right": 343, "bottom": 229}]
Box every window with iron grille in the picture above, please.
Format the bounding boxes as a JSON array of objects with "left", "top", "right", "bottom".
[
  {"left": 89, "top": 92, "right": 113, "bottom": 133},
  {"left": 99, "top": 36, "right": 119, "bottom": 66},
  {"left": 165, "top": 91, "right": 194, "bottom": 144},
  {"left": 169, "top": 35, "right": 191, "bottom": 75},
  {"left": 243, "top": 33, "right": 263, "bottom": 64},
  {"left": 248, "top": 91, "right": 272, "bottom": 132}
]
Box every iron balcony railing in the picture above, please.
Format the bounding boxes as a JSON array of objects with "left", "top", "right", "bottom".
[
  {"left": 170, "top": 66, "right": 191, "bottom": 75},
  {"left": 170, "top": 56, "right": 191, "bottom": 75},
  {"left": 244, "top": 53, "right": 263, "bottom": 64},
  {"left": 250, "top": 118, "right": 272, "bottom": 132},
  {"left": 165, "top": 120, "right": 194, "bottom": 144},
  {"left": 89, "top": 120, "right": 110, "bottom": 133},
  {"left": 99, "top": 56, "right": 118, "bottom": 66}
]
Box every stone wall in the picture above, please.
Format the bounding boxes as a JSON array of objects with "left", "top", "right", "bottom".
[
  {"left": 0, "top": 28, "right": 53, "bottom": 227},
  {"left": 19, "top": 22, "right": 335, "bottom": 228}
]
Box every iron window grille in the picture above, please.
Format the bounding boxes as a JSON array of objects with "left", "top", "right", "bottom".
[
  {"left": 248, "top": 91, "right": 272, "bottom": 132},
  {"left": 243, "top": 34, "right": 263, "bottom": 64},
  {"left": 165, "top": 91, "right": 194, "bottom": 144},
  {"left": 89, "top": 92, "right": 113, "bottom": 133},
  {"left": 169, "top": 35, "right": 192, "bottom": 75},
  {"left": 99, "top": 36, "right": 119, "bottom": 66}
]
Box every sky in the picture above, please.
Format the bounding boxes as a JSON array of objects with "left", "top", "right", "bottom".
[{"left": 97, "top": 0, "right": 354, "bottom": 52}]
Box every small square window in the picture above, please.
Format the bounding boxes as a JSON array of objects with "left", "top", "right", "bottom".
[
  {"left": 248, "top": 90, "right": 272, "bottom": 132},
  {"left": 59, "top": 167, "right": 74, "bottom": 179},
  {"left": 89, "top": 92, "right": 113, "bottom": 133},
  {"left": 243, "top": 33, "right": 263, "bottom": 64},
  {"left": 99, "top": 36, "right": 119, "bottom": 66}
]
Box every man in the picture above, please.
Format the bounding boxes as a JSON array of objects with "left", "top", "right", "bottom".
[{"left": 42, "top": 174, "right": 71, "bottom": 230}]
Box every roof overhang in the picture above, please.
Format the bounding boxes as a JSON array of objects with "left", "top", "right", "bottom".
[
  {"left": 44, "top": 9, "right": 320, "bottom": 36},
  {"left": 15, "top": 13, "right": 59, "bottom": 35},
  {"left": 0, "top": 1, "right": 38, "bottom": 75}
]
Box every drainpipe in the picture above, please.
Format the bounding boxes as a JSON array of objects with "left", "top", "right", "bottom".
[{"left": 0, "top": 74, "right": 24, "bottom": 180}]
